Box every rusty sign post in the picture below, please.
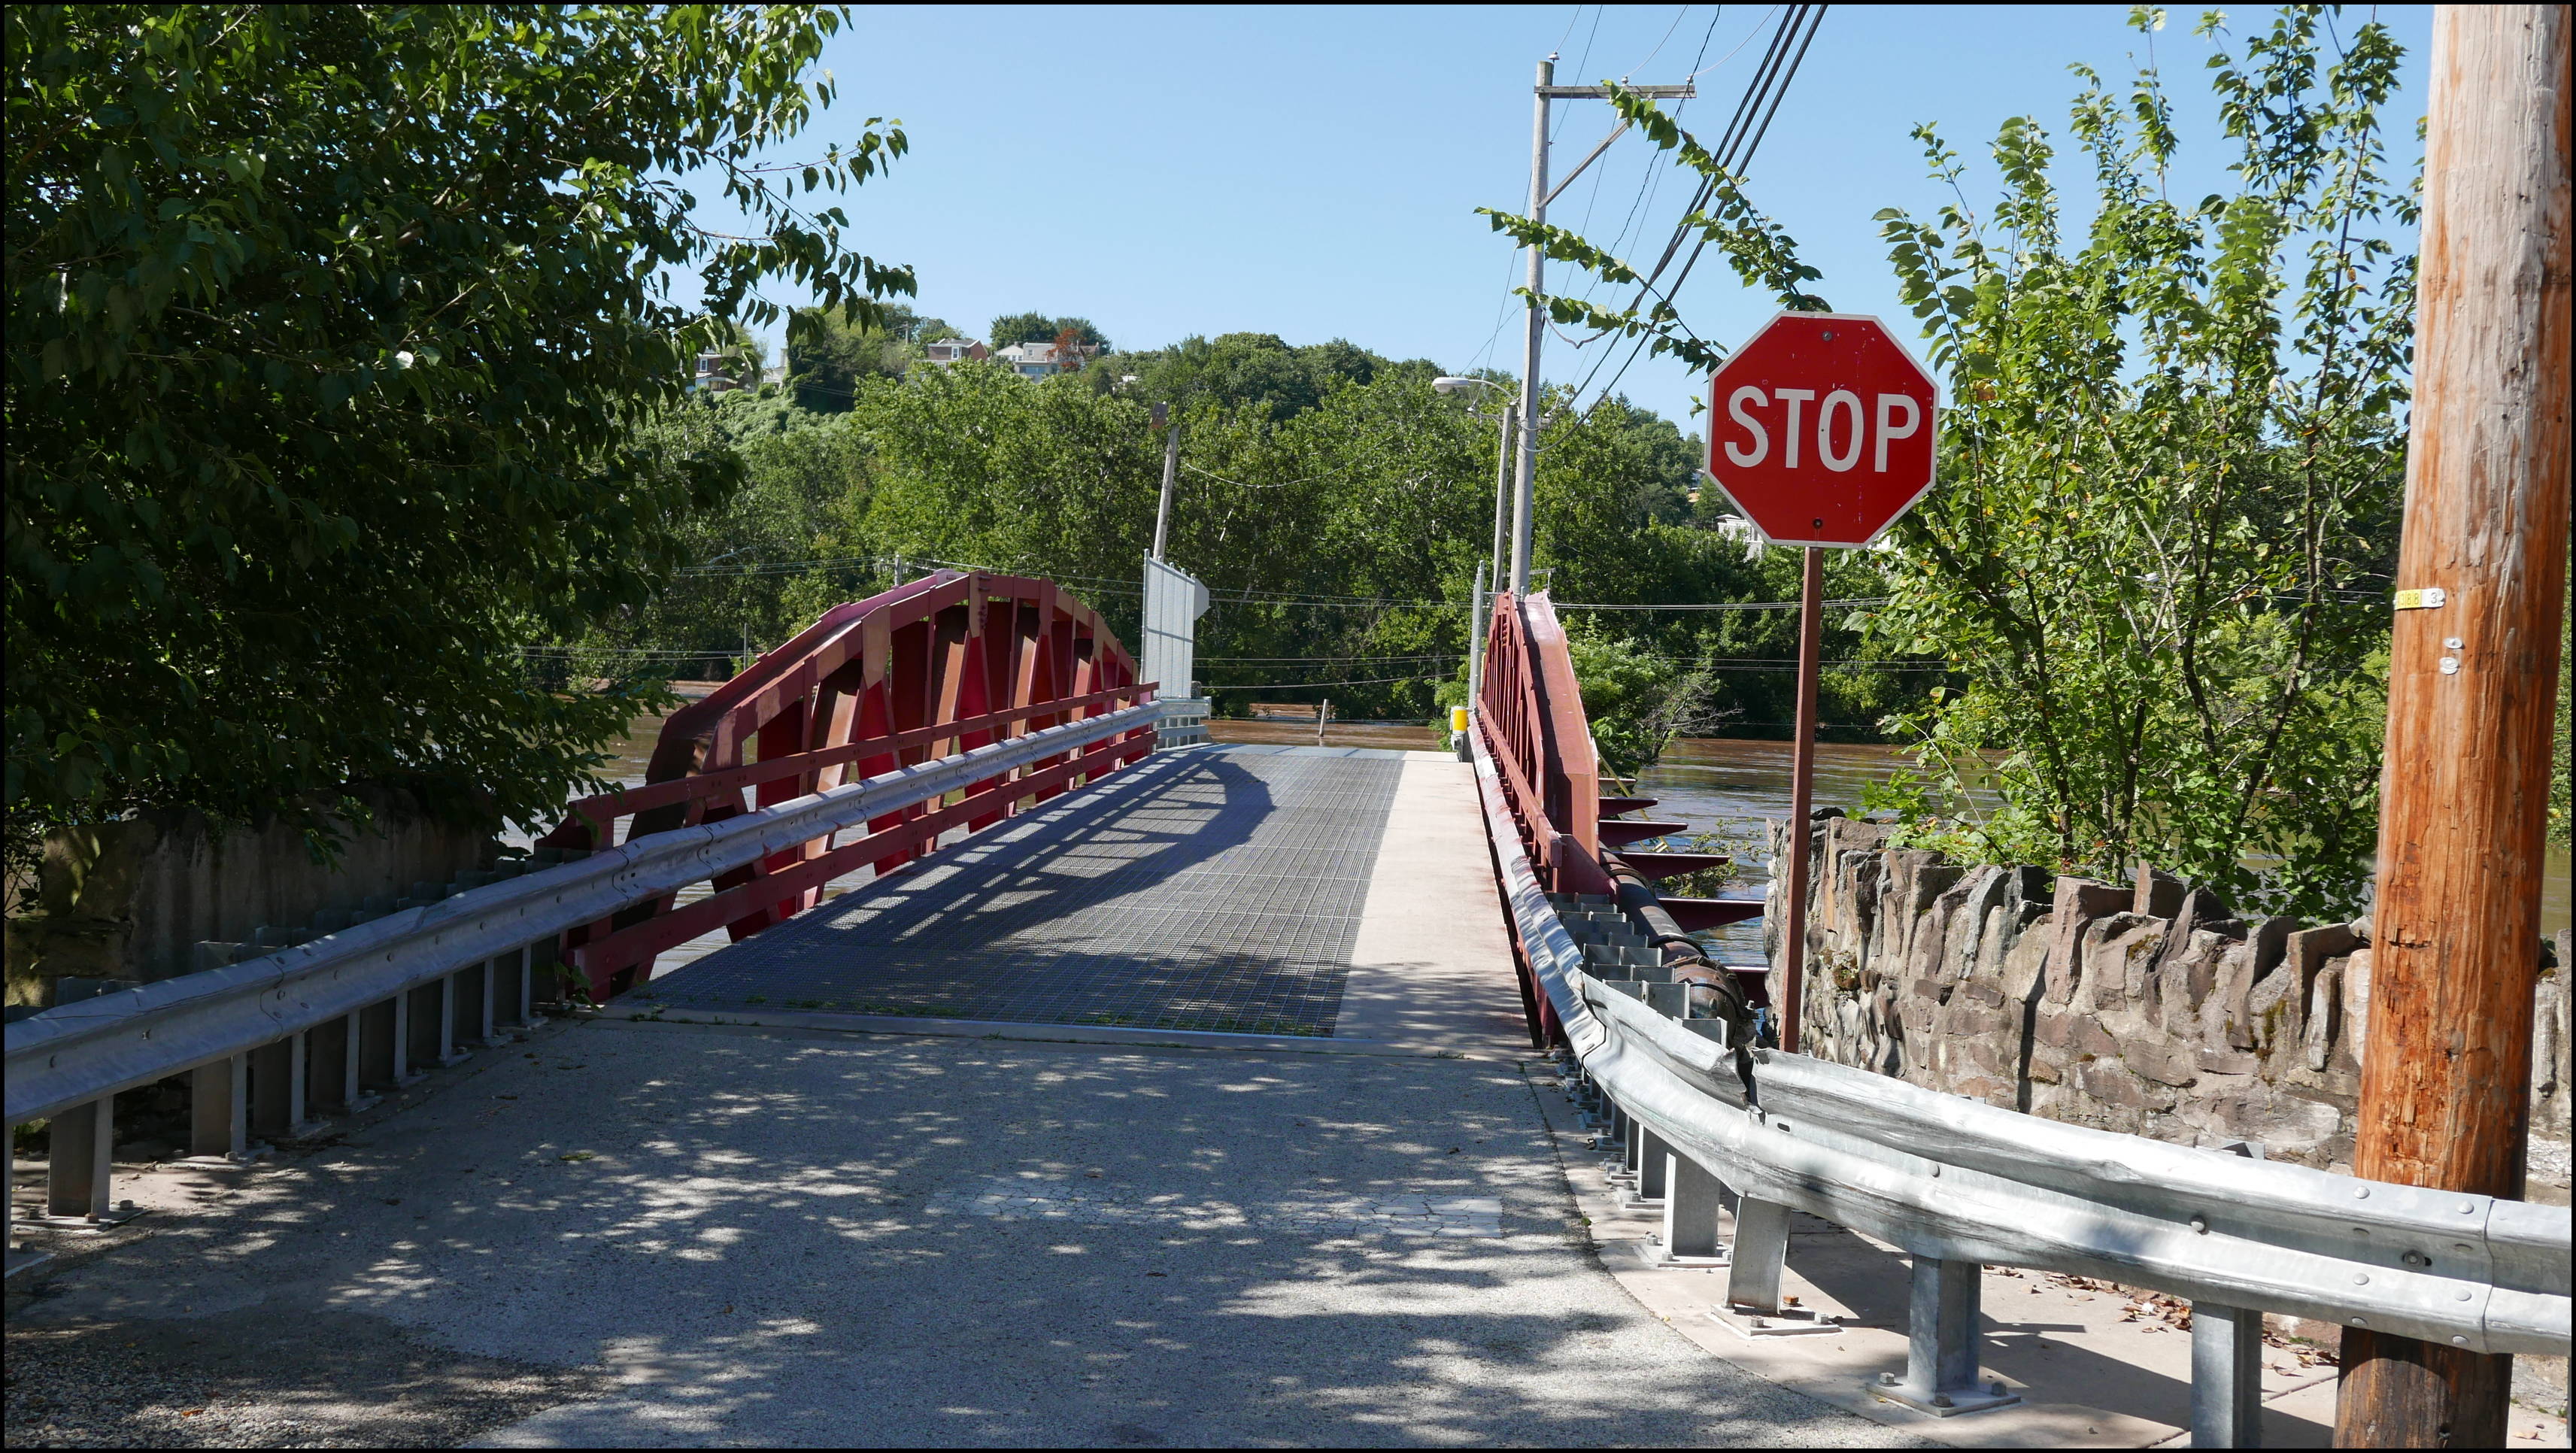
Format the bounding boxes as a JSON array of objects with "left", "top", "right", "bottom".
[
  {"left": 2335, "top": 6, "right": 2571, "bottom": 1447},
  {"left": 1704, "top": 313, "right": 1940, "bottom": 1051}
]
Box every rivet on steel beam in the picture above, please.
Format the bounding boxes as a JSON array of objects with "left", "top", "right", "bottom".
[{"left": 2189, "top": 1215, "right": 2210, "bottom": 1234}]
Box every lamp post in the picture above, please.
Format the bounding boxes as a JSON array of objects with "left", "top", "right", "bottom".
[{"left": 1434, "top": 375, "right": 1514, "bottom": 709}]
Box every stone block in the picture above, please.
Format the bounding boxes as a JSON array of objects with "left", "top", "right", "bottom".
[
  {"left": 2044, "top": 878, "right": 2130, "bottom": 1005},
  {"left": 1936, "top": 867, "right": 2007, "bottom": 986},
  {"left": 2283, "top": 921, "right": 2360, "bottom": 1009},
  {"left": 2074, "top": 1057, "right": 2150, "bottom": 1109},
  {"left": 2133, "top": 864, "right": 2188, "bottom": 920},
  {"left": 2025, "top": 1054, "right": 2063, "bottom": 1085},
  {"left": 2122, "top": 1036, "right": 2198, "bottom": 1087},
  {"left": 2195, "top": 1046, "right": 2260, "bottom": 1077},
  {"left": 2001, "top": 923, "right": 2051, "bottom": 1003},
  {"left": 1942, "top": 1004, "right": 2010, "bottom": 1039},
  {"left": 1959, "top": 980, "right": 2004, "bottom": 1009},
  {"left": 2304, "top": 963, "right": 2344, "bottom": 1072},
  {"left": 2075, "top": 912, "right": 2168, "bottom": 1011},
  {"left": 1954, "top": 1075, "right": 2016, "bottom": 1107},
  {"left": 2247, "top": 960, "right": 2303, "bottom": 1058},
  {"left": 2035, "top": 1010, "right": 2080, "bottom": 1051},
  {"left": 2075, "top": 1015, "right": 2122, "bottom": 1059},
  {"left": 2336, "top": 949, "right": 2373, "bottom": 1075}
]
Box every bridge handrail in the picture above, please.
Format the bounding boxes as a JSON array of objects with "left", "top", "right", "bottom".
[
  {"left": 556, "top": 682, "right": 1158, "bottom": 840},
  {"left": 1467, "top": 726, "right": 2568, "bottom": 1359},
  {"left": 1476, "top": 590, "right": 1607, "bottom": 893},
  {"left": 5, "top": 702, "right": 1170, "bottom": 1130}
]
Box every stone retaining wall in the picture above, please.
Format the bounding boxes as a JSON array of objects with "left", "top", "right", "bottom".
[{"left": 1761, "top": 814, "right": 2571, "bottom": 1194}]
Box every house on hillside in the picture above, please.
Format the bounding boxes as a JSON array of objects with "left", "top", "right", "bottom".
[
  {"left": 921, "top": 338, "right": 989, "bottom": 368},
  {"left": 689, "top": 351, "right": 786, "bottom": 393},
  {"left": 994, "top": 340, "right": 1098, "bottom": 378}
]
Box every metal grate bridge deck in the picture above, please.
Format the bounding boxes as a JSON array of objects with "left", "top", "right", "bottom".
[{"left": 633, "top": 745, "right": 1425, "bottom": 1036}]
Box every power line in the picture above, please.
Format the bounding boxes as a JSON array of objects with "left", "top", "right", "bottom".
[{"left": 1566, "top": 5, "right": 1825, "bottom": 413}]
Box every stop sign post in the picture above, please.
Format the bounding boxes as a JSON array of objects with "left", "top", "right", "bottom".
[{"left": 1702, "top": 313, "right": 1940, "bottom": 1055}]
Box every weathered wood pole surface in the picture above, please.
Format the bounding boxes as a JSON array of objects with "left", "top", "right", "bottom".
[
  {"left": 1778, "top": 545, "right": 1825, "bottom": 1054},
  {"left": 2336, "top": 5, "right": 2571, "bottom": 1447}
]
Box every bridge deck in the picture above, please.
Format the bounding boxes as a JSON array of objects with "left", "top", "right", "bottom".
[{"left": 636, "top": 745, "right": 1528, "bottom": 1049}]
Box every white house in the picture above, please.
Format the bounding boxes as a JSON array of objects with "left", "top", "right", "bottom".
[{"left": 993, "top": 340, "right": 1097, "bottom": 379}]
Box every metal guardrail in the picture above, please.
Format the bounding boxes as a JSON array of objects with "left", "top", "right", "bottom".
[
  {"left": 1467, "top": 729, "right": 2569, "bottom": 1440},
  {"left": 1151, "top": 697, "right": 1212, "bottom": 749},
  {"left": 5, "top": 703, "right": 1173, "bottom": 1255}
]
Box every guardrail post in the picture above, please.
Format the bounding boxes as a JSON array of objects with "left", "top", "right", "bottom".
[
  {"left": 1876, "top": 1255, "right": 2018, "bottom": 1415},
  {"left": 1723, "top": 1196, "right": 1792, "bottom": 1312},
  {"left": 1626, "top": 1124, "right": 1670, "bottom": 1208},
  {"left": 308, "top": 1012, "right": 361, "bottom": 1112},
  {"left": 405, "top": 983, "right": 442, "bottom": 1071},
  {"left": 44, "top": 1097, "right": 116, "bottom": 1220},
  {"left": 361, "top": 998, "right": 402, "bottom": 1089},
  {"left": 438, "top": 975, "right": 466, "bottom": 1063},
  {"left": 187, "top": 1055, "right": 248, "bottom": 1160},
  {"left": 247, "top": 1034, "right": 306, "bottom": 1140},
  {"left": 2191, "top": 1302, "right": 2264, "bottom": 1448},
  {"left": 460, "top": 960, "right": 492, "bottom": 1045},
  {"left": 1656, "top": 1151, "right": 1730, "bottom": 1265}
]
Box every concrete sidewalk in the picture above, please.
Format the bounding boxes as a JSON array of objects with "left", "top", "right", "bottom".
[{"left": 8, "top": 1019, "right": 1919, "bottom": 1447}]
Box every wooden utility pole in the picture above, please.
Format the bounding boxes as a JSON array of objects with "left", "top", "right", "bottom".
[
  {"left": 1778, "top": 546, "right": 1825, "bottom": 1054},
  {"left": 2336, "top": 6, "right": 2570, "bottom": 1448}
]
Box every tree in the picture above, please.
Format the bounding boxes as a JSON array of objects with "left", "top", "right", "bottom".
[
  {"left": 1116, "top": 332, "right": 1394, "bottom": 423},
  {"left": 787, "top": 304, "right": 906, "bottom": 413},
  {"left": 989, "top": 312, "right": 1109, "bottom": 352},
  {"left": 1484, "top": 6, "right": 2416, "bottom": 916},
  {"left": 1861, "top": 9, "right": 2413, "bottom": 916},
  {"left": 5, "top": 5, "right": 915, "bottom": 869}
]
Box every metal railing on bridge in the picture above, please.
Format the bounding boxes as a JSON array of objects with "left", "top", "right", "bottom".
[
  {"left": 5, "top": 572, "right": 1191, "bottom": 1267},
  {"left": 1470, "top": 588, "right": 2569, "bottom": 1446}
]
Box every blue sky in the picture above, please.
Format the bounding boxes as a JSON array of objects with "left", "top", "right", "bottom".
[{"left": 698, "top": 3, "right": 2432, "bottom": 432}]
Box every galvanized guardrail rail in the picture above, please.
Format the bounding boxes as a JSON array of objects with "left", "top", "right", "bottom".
[
  {"left": 1468, "top": 730, "right": 2570, "bottom": 1446},
  {"left": 5, "top": 702, "right": 1176, "bottom": 1260}
]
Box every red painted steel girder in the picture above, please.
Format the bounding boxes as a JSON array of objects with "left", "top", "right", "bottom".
[
  {"left": 1597, "top": 819, "right": 1691, "bottom": 848},
  {"left": 1598, "top": 795, "right": 1660, "bottom": 816},
  {"left": 541, "top": 569, "right": 1150, "bottom": 1001},
  {"left": 1471, "top": 590, "right": 1609, "bottom": 898},
  {"left": 1618, "top": 851, "right": 1731, "bottom": 880},
  {"left": 1658, "top": 896, "right": 1766, "bottom": 931}
]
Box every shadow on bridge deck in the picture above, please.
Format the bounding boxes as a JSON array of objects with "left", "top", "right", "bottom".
[{"left": 635, "top": 745, "right": 1526, "bottom": 1051}]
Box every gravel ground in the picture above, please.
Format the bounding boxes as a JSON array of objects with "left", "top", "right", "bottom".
[{"left": 4, "top": 1306, "right": 600, "bottom": 1448}]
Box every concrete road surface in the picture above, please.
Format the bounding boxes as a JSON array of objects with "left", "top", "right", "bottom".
[{"left": 11, "top": 1018, "right": 1925, "bottom": 1448}]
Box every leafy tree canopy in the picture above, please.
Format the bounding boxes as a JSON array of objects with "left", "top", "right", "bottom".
[
  {"left": 988, "top": 312, "right": 1109, "bottom": 352},
  {"left": 5, "top": 3, "right": 914, "bottom": 868},
  {"left": 1115, "top": 332, "right": 1436, "bottom": 424},
  {"left": 787, "top": 304, "right": 906, "bottom": 413},
  {"left": 1487, "top": 5, "right": 2420, "bottom": 915}
]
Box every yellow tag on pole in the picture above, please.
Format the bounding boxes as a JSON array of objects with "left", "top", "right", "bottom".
[{"left": 2393, "top": 587, "right": 2449, "bottom": 611}]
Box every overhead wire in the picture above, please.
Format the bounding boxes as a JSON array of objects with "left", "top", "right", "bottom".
[{"left": 1573, "top": 4, "right": 1826, "bottom": 414}]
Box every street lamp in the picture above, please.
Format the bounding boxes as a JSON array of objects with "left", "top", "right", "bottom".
[{"left": 1434, "top": 377, "right": 1516, "bottom": 714}]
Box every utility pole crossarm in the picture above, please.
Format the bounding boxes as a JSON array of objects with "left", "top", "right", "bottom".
[{"left": 1537, "top": 84, "right": 1695, "bottom": 99}]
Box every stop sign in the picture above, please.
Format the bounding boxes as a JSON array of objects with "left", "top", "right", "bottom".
[{"left": 1704, "top": 312, "right": 1940, "bottom": 547}]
